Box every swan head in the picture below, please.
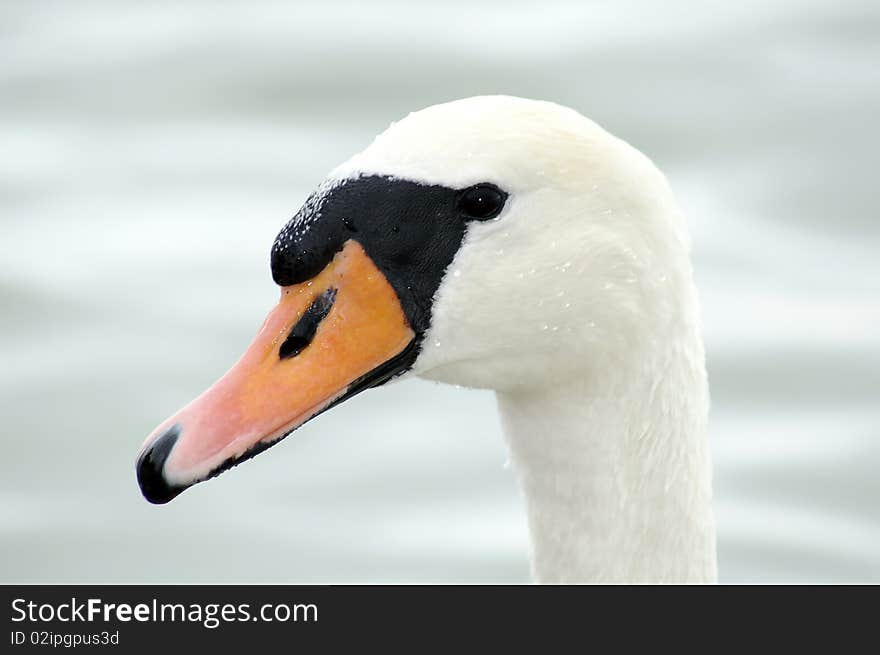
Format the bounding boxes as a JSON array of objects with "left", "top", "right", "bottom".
[{"left": 136, "top": 95, "right": 693, "bottom": 504}]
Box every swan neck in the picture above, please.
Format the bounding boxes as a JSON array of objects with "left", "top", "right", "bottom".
[{"left": 497, "top": 346, "right": 716, "bottom": 583}]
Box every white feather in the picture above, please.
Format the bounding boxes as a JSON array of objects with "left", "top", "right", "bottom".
[{"left": 336, "top": 96, "right": 715, "bottom": 583}]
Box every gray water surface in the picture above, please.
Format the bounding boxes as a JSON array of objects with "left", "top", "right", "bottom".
[{"left": 1, "top": 0, "right": 879, "bottom": 582}]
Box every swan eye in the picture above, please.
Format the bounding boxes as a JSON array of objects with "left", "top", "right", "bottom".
[{"left": 457, "top": 184, "right": 507, "bottom": 221}]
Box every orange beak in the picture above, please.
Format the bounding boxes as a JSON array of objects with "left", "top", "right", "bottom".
[{"left": 136, "top": 240, "right": 415, "bottom": 503}]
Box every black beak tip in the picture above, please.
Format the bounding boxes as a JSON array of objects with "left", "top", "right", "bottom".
[{"left": 136, "top": 424, "right": 185, "bottom": 505}]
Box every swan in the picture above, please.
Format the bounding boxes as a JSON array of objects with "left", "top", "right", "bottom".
[{"left": 136, "top": 95, "right": 716, "bottom": 583}]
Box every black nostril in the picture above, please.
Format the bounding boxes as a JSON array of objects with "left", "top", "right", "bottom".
[
  {"left": 136, "top": 424, "right": 184, "bottom": 504},
  {"left": 279, "top": 288, "right": 338, "bottom": 359}
]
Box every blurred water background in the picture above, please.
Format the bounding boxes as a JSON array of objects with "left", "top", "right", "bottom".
[{"left": 1, "top": 0, "right": 878, "bottom": 582}]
